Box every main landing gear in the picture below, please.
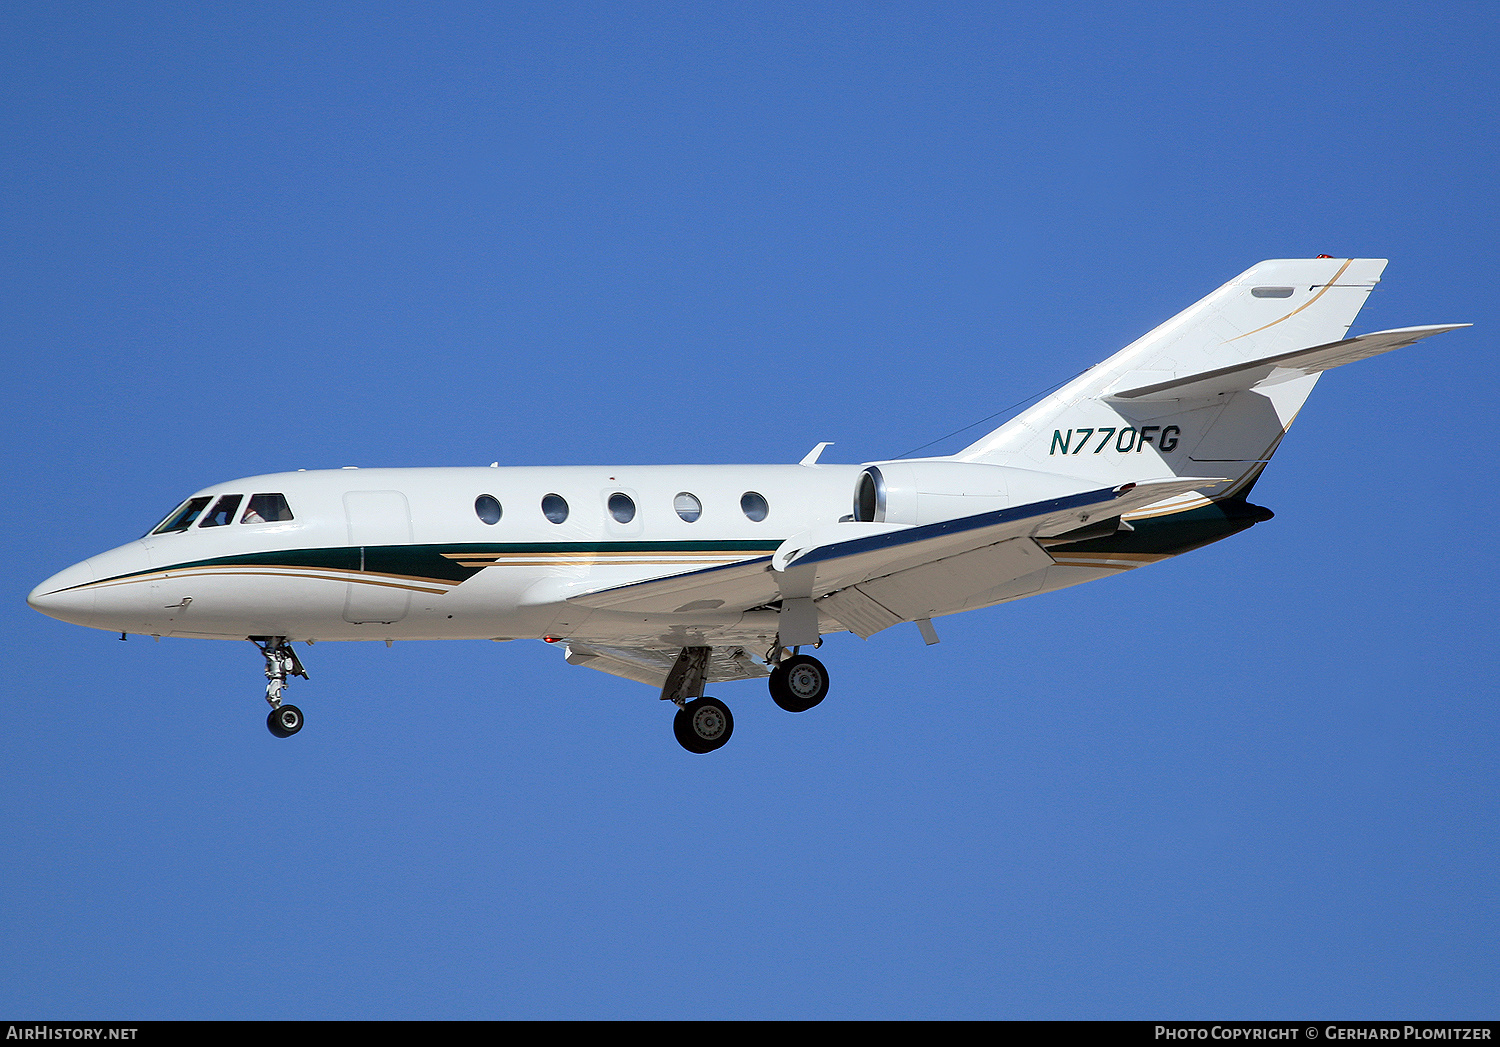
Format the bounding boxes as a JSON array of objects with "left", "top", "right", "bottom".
[
  {"left": 661, "top": 646, "right": 734, "bottom": 754},
  {"left": 660, "top": 644, "right": 833, "bottom": 753},
  {"left": 768, "top": 652, "right": 830, "bottom": 713},
  {"left": 673, "top": 696, "right": 735, "bottom": 754},
  {"left": 253, "top": 637, "right": 308, "bottom": 738}
]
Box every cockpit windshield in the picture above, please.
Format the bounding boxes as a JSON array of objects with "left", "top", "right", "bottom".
[
  {"left": 145, "top": 492, "right": 295, "bottom": 535},
  {"left": 200, "top": 494, "right": 243, "bottom": 527},
  {"left": 148, "top": 497, "right": 212, "bottom": 535}
]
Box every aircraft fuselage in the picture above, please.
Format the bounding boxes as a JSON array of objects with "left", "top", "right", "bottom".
[{"left": 30, "top": 463, "right": 865, "bottom": 648}]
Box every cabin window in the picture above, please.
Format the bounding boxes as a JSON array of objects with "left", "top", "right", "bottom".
[
  {"left": 149, "top": 496, "right": 212, "bottom": 535},
  {"left": 475, "top": 494, "right": 502, "bottom": 525},
  {"left": 241, "top": 493, "right": 294, "bottom": 524},
  {"left": 674, "top": 492, "right": 702, "bottom": 523},
  {"left": 542, "top": 493, "right": 569, "bottom": 524},
  {"left": 199, "top": 494, "right": 243, "bottom": 528},
  {"left": 608, "top": 493, "right": 635, "bottom": 524},
  {"left": 740, "top": 491, "right": 769, "bottom": 522}
]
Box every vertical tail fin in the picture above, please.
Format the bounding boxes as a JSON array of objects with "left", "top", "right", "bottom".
[{"left": 955, "top": 258, "right": 1388, "bottom": 495}]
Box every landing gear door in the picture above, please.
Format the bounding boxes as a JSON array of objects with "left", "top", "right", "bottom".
[{"left": 343, "top": 490, "right": 414, "bottom": 625}]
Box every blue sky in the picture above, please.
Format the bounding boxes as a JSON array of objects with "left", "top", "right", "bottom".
[{"left": 4, "top": 1, "right": 1497, "bottom": 1019}]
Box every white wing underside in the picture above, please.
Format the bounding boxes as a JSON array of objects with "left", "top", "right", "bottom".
[{"left": 563, "top": 642, "right": 770, "bottom": 688}]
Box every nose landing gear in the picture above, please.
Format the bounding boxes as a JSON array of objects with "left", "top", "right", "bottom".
[{"left": 253, "top": 637, "right": 308, "bottom": 738}]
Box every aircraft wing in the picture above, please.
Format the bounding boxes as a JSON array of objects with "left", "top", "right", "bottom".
[
  {"left": 1105, "top": 324, "right": 1469, "bottom": 402},
  {"left": 568, "top": 477, "right": 1225, "bottom": 622},
  {"left": 771, "top": 476, "right": 1222, "bottom": 594}
]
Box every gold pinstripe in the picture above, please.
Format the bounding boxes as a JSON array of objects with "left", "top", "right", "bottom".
[
  {"left": 76, "top": 566, "right": 455, "bottom": 596},
  {"left": 1228, "top": 258, "right": 1354, "bottom": 342}
]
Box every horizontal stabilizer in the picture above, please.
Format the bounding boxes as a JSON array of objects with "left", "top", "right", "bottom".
[{"left": 1106, "top": 324, "right": 1469, "bottom": 402}]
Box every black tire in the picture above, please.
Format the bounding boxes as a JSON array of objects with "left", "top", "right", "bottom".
[
  {"left": 768, "top": 655, "right": 829, "bottom": 712},
  {"left": 673, "top": 696, "right": 734, "bottom": 753},
  {"left": 267, "top": 704, "right": 304, "bottom": 738}
]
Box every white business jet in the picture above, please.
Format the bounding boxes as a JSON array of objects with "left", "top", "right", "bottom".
[{"left": 29, "top": 258, "right": 1467, "bottom": 752}]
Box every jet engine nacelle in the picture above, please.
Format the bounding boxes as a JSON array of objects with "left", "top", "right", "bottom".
[{"left": 853, "top": 460, "right": 1090, "bottom": 526}]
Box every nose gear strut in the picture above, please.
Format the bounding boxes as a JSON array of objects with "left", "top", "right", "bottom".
[{"left": 251, "top": 637, "right": 308, "bottom": 737}]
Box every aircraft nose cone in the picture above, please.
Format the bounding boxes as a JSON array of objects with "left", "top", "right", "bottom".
[{"left": 28, "top": 560, "right": 97, "bottom": 625}]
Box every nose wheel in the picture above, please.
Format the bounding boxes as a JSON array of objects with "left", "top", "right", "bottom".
[
  {"left": 769, "top": 654, "right": 829, "bottom": 712},
  {"left": 267, "top": 704, "right": 304, "bottom": 737},
  {"left": 252, "top": 636, "right": 309, "bottom": 738}
]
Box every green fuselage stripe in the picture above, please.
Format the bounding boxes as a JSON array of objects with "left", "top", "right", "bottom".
[{"left": 90, "top": 540, "right": 787, "bottom": 588}]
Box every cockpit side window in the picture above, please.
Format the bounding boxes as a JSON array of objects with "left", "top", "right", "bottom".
[
  {"left": 199, "top": 494, "right": 243, "bottom": 527},
  {"left": 241, "top": 493, "right": 294, "bottom": 524},
  {"left": 149, "top": 496, "right": 212, "bottom": 535}
]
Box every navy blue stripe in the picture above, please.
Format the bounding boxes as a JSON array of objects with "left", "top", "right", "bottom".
[{"left": 790, "top": 487, "right": 1119, "bottom": 568}]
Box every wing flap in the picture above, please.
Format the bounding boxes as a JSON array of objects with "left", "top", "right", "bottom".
[
  {"left": 1106, "top": 324, "right": 1469, "bottom": 402},
  {"left": 817, "top": 586, "right": 905, "bottom": 639}
]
